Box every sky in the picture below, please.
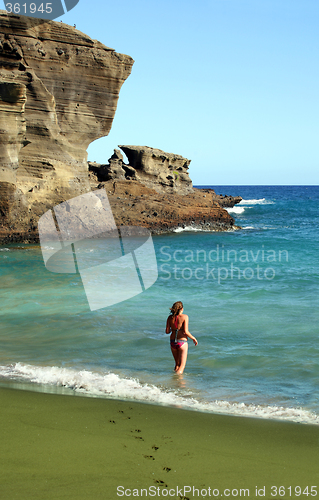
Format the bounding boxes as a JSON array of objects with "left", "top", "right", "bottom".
[{"left": 56, "top": 0, "right": 319, "bottom": 185}]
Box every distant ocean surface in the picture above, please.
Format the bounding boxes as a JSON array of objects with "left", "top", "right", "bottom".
[{"left": 1, "top": 185, "right": 319, "bottom": 424}]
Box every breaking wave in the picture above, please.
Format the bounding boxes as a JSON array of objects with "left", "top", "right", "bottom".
[
  {"left": 226, "top": 206, "right": 246, "bottom": 214},
  {"left": 239, "top": 198, "right": 274, "bottom": 205},
  {"left": 0, "top": 363, "right": 318, "bottom": 425}
]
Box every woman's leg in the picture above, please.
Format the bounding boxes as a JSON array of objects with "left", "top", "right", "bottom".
[
  {"left": 175, "top": 343, "right": 188, "bottom": 374},
  {"left": 171, "top": 346, "right": 180, "bottom": 371}
]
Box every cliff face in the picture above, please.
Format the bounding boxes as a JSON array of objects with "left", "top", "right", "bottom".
[{"left": 0, "top": 12, "right": 133, "bottom": 239}]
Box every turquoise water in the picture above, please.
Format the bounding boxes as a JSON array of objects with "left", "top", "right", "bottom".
[{"left": 0, "top": 186, "right": 319, "bottom": 423}]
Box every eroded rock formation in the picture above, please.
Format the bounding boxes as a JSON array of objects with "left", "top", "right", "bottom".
[
  {"left": 119, "top": 145, "right": 193, "bottom": 194},
  {"left": 88, "top": 158, "right": 241, "bottom": 234},
  {"left": 89, "top": 145, "right": 193, "bottom": 195},
  {"left": 0, "top": 12, "right": 133, "bottom": 240},
  {"left": 87, "top": 148, "right": 242, "bottom": 232}
]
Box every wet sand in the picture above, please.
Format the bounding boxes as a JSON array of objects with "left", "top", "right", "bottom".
[{"left": 1, "top": 386, "right": 318, "bottom": 499}]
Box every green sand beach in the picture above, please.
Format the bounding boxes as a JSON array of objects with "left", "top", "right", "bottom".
[{"left": 0, "top": 387, "right": 318, "bottom": 500}]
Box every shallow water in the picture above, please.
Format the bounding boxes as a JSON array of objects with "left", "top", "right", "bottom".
[{"left": 1, "top": 186, "right": 318, "bottom": 424}]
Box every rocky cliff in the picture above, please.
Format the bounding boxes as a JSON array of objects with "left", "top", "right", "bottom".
[
  {"left": 0, "top": 12, "right": 133, "bottom": 240},
  {"left": 0, "top": 12, "right": 240, "bottom": 242}
]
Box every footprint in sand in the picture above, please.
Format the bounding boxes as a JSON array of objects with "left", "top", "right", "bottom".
[
  {"left": 143, "top": 455, "right": 155, "bottom": 460},
  {"left": 130, "top": 429, "right": 144, "bottom": 440},
  {"left": 154, "top": 480, "right": 167, "bottom": 487}
]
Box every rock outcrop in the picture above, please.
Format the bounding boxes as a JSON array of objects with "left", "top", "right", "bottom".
[
  {"left": 88, "top": 154, "right": 241, "bottom": 233},
  {"left": 119, "top": 145, "right": 193, "bottom": 194},
  {"left": 88, "top": 145, "right": 193, "bottom": 195},
  {"left": 199, "top": 189, "right": 242, "bottom": 208},
  {"left": 88, "top": 148, "right": 242, "bottom": 232},
  {"left": 89, "top": 180, "right": 236, "bottom": 234},
  {"left": 0, "top": 12, "right": 133, "bottom": 240},
  {"left": 88, "top": 149, "right": 126, "bottom": 185}
]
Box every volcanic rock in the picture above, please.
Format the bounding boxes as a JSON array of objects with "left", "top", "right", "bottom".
[
  {"left": 88, "top": 148, "right": 242, "bottom": 233},
  {"left": 95, "top": 180, "right": 236, "bottom": 234},
  {"left": 119, "top": 145, "right": 192, "bottom": 194},
  {"left": 199, "top": 189, "right": 242, "bottom": 208},
  {"left": 0, "top": 12, "right": 133, "bottom": 241},
  {"left": 88, "top": 145, "right": 193, "bottom": 195}
]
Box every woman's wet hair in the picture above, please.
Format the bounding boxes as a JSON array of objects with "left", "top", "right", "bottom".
[{"left": 170, "top": 301, "right": 183, "bottom": 317}]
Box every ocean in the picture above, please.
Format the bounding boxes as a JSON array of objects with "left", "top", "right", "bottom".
[{"left": 1, "top": 185, "right": 318, "bottom": 424}]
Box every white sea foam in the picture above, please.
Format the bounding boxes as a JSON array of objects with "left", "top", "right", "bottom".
[
  {"left": 0, "top": 248, "right": 10, "bottom": 252},
  {"left": 239, "top": 198, "right": 274, "bottom": 205},
  {"left": 173, "top": 226, "right": 214, "bottom": 233},
  {"left": 1, "top": 363, "right": 318, "bottom": 425},
  {"left": 226, "top": 207, "right": 246, "bottom": 215},
  {"left": 227, "top": 198, "right": 274, "bottom": 215}
]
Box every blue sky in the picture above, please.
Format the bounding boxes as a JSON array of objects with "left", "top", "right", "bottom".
[{"left": 57, "top": 0, "right": 319, "bottom": 185}]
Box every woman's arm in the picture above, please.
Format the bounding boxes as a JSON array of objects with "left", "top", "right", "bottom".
[
  {"left": 183, "top": 315, "right": 198, "bottom": 346},
  {"left": 165, "top": 316, "right": 171, "bottom": 334}
]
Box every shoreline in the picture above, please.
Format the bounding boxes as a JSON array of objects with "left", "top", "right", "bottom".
[
  {"left": 1, "top": 373, "right": 318, "bottom": 426},
  {"left": 0, "top": 220, "right": 238, "bottom": 244},
  {"left": 1, "top": 386, "right": 319, "bottom": 499}
]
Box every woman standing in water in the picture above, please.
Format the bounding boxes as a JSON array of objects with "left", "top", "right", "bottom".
[{"left": 166, "top": 301, "right": 198, "bottom": 374}]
